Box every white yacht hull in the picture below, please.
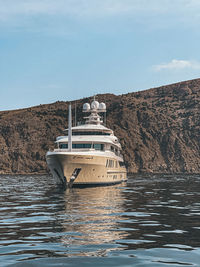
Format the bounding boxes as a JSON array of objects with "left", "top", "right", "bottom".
[{"left": 46, "top": 151, "right": 127, "bottom": 187}]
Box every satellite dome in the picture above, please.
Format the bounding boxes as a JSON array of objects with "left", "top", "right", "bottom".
[
  {"left": 99, "top": 102, "right": 106, "bottom": 110},
  {"left": 91, "top": 100, "right": 99, "bottom": 110},
  {"left": 83, "top": 103, "right": 90, "bottom": 111}
]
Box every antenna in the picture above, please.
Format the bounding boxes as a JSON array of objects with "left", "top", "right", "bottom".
[{"left": 93, "top": 94, "right": 97, "bottom": 101}]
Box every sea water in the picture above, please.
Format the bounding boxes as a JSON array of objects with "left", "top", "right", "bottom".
[{"left": 0, "top": 174, "right": 200, "bottom": 266}]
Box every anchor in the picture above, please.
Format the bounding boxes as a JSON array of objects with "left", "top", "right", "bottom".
[{"left": 68, "top": 168, "right": 82, "bottom": 188}]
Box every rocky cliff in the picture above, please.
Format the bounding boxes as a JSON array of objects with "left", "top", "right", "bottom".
[{"left": 0, "top": 78, "right": 200, "bottom": 174}]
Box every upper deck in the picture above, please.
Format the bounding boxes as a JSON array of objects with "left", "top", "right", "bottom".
[{"left": 53, "top": 99, "right": 124, "bottom": 158}]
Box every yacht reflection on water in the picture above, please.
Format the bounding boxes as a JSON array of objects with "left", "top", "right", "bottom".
[
  {"left": 1, "top": 174, "right": 199, "bottom": 266},
  {"left": 58, "top": 174, "right": 200, "bottom": 255},
  {"left": 59, "top": 183, "right": 128, "bottom": 255}
]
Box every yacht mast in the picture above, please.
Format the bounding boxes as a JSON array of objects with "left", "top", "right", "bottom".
[{"left": 68, "top": 103, "right": 72, "bottom": 151}]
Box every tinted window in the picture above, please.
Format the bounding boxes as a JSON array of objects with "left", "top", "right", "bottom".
[
  {"left": 59, "top": 143, "right": 104, "bottom": 150},
  {"left": 72, "top": 131, "right": 110, "bottom": 136},
  {"left": 93, "top": 144, "right": 104, "bottom": 150},
  {"left": 60, "top": 143, "right": 68, "bottom": 149},
  {"left": 73, "top": 144, "right": 92, "bottom": 149},
  {"left": 119, "top": 161, "right": 125, "bottom": 167}
]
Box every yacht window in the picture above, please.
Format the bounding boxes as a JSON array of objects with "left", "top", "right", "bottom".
[
  {"left": 73, "top": 144, "right": 92, "bottom": 149},
  {"left": 107, "top": 159, "right": 114, "bottom": 168},
  {"left": 59, "top": 143, "right": 92, "bottom": 149},
  {"left": 59, "top": 143, "right": 68, "bottom": 149},
  {"left": 72, "top": 131, "right": 110, "bottom": 136},
  {"left": 93, "top": 144, "right": 104, "bottom": 151},
  {"left": 119, "top": 161, "right": 125, "bottom": 167},
  {"left": 59, "top": 143, "right": 104, "bottom": 150}
]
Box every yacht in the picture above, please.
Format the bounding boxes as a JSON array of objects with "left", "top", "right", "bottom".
[{"left": 46, "top": 99, "right": 127, "bottom": 188}]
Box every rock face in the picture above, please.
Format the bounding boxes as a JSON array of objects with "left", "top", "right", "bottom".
[{"left": 0, "top": 78, "right": 200, "bottom": 174}]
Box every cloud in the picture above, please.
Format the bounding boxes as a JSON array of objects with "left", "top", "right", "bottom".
[
  {"left": 0, "top": 0, "right": 199, "bottom": 19},
  {"left": 0, "top": 0, "right": 146, "bottom": 20},
  {"left": 153, "top": 59, "right": 200, "bottom": 72},
  {"left": 0, "top": 0, "right": 200, "bottom": 34}
]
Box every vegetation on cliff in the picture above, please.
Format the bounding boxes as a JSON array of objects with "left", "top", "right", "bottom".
[{"left": 0, "top": 78, "right": 199, "bottom": 174}]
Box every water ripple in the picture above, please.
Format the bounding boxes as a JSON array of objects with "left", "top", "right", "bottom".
[{"left": 0, "top": 174, "right": 200, "bottom": 266}]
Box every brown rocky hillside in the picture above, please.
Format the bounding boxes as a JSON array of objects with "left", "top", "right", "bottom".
[{"left": 0, "top": 78, "right": 200, "bottom": 174}]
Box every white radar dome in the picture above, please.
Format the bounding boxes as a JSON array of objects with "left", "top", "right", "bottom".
[
  {"left": 91, "top": 100, "right": 99, "bottom": 110},
  {"left": 99, "top": 102, "right": 106, "bottom": 110},
  {"left": 83, "top": 103, "right": 90, "bottom": 111}
]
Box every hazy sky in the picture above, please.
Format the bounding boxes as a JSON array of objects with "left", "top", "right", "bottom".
[{"left": 1, "top": 0, "right": 200, "bottom": 110}]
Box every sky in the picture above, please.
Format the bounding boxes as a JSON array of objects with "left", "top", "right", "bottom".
[{"left": 1, "top": 0, "right": 200, "bottom": 110}]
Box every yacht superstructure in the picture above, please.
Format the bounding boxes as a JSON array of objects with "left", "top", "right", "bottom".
[{"left": 46, "top": 99, "right": 127, "bottom": 188}]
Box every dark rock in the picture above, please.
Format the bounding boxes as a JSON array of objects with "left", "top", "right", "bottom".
[{"left": 0, "top": 79, "right": 200, "bottom": 174}]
